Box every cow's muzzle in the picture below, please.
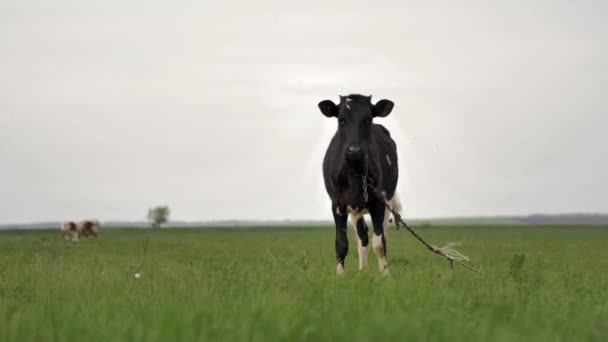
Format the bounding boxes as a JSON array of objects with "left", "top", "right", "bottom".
[{"left": 346, "top": 145, "right": 364, "bottom": 160}]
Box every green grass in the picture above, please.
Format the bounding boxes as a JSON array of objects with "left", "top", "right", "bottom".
[{"left": 1, "top": 226, "right": 608, "bottom": 341}]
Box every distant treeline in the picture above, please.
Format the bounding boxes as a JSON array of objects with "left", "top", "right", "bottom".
[
  {"left": 2, "top": 214, "right": 608, "bottom": 229},
  {"left": 519, "top": 214, "right": 608, "bottom": 225}
]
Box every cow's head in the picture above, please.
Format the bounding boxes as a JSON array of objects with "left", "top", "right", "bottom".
[{"left": 318, "top": 94, "right": 394, "bottom": 161}]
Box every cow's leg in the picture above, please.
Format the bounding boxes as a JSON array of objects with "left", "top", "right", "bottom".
[
  {"left": 350, "top": 214, "right": 369, "bottom": 271},
  {"left": 332, "top": 204, "right": 348, "bottom": 275},
  {"left": 92, "top": 230, "right": 101, "bottom": 247},
  {"left": 369, "top": 202, "right": 388, "bottom": 274}
]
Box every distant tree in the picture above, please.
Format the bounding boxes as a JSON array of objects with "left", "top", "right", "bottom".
[{"left": 148, "top": 206, "right": 170, "bottom": 228}]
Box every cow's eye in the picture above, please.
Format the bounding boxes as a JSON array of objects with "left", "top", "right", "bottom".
[
  {"left": 363, "top": 118, "right": 371, "bottom": 125},
  {"left": 339, "top": 119, "right": 347, "bottom": 127}
]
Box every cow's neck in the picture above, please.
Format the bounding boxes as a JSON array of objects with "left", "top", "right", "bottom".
[
  {"left": 345, "top": 156, "right": 368, "bottom": 176},
  {"left": 337, "top": 156, "right": 374, "bottom": 208}
]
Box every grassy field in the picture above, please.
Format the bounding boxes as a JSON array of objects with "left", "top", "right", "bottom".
[{"left": 1, "top": 226, "right": 608, "bottom": 341}]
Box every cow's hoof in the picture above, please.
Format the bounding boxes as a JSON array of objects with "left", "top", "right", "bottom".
[{"left": 336, "top": 264, "right": 345, "bottom": 275}]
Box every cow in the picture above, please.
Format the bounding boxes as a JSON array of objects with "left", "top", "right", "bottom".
[
  {"left": 60, "top": 221, "right": 79, "bottom": 241},
  {"left": 79, "top": 219, "right": 100, "bottom": 239},
  {"left": 318, "top": 94, "right": 402, "bottom": 275},
  {"left": 60, "top": 219, "right": 100, "bottom": 242}
]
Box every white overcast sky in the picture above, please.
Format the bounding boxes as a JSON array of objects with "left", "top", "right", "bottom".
[{"left": 1, "top": 0, "right": 607, "bottom": 223}]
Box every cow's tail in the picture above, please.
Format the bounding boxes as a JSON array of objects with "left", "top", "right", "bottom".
[{"left": 387, "top": 192, "right": 403, "bottom": 223}]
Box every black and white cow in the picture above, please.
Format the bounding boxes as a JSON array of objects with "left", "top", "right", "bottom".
[{"left": 319, "top": 94, "right": 402, "bottom": 275}]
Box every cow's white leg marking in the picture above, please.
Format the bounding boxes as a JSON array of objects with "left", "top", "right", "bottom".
[
  {"left": 350, "top": 214, "right": 368, "bottom": 271},
  {"left": 372, "top": 233, "right": 388, "bottom": 274},
  {"left": 336, "top": 263, "right": 344, "bottom": 275}
]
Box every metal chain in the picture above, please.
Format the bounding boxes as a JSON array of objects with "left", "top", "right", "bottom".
[
  {"left": 352, "top": 169, "right": 483, "bottom": 274},
  {"left": 346, "top": 158, "right": 369, "bottom": 203}
]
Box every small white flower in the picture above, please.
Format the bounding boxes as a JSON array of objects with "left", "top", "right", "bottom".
[{"left": 134, "top": 272, "right": 141, "bottom": 279}]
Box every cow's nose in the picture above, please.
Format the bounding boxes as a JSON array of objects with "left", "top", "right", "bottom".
[{"left": 348, "top": 145, "right": 362, "bottom": 155}]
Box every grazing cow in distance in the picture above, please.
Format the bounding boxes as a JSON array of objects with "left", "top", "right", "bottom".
[
  {"left": 79, "top": 219, "right": 100, "bottom": 238},
  {"left": 318, "top": 94, "right": 402, "bottom": 275},
  {"left": 60, "top": 221, "right": 79, "bottom": 241},
  {"left": 60, "top": 219, "right": 100, "bottom": 242}
]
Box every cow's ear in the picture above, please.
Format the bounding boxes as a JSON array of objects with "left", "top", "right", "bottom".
[
  {"left": 318, "top": 100, "right": 338, "bottom": 117},
  {"left": 373, "top": 99, "right": 394, "bottom": 117}
]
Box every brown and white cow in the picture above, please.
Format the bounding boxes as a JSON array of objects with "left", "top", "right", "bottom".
[{"left": 60, "top": 219, "right": 100, "bottom": 242}]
